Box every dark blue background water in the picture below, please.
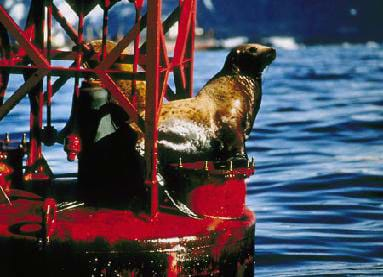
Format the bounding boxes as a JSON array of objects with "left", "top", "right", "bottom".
[{"left": 2, "top": 44, "right": 383, "bottom": 276}]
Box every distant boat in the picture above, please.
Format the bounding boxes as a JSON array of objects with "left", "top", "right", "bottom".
[
  {"left": 219, "top": 36, "right": 249, "bottom": 48},
  {"left": 264, "top": 36, "right": 300, "bottom": 50}
]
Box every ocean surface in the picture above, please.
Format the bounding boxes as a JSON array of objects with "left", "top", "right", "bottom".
[
  {"left": 244, "top": 44, "right": 383, "bottom": 276},
  {"left": 2, "top": 43, "right": 383, "bottom": 276}
]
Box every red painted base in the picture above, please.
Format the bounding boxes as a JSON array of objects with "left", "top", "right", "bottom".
[
  {"left": 187, "top": 179, "right": 246, "bottom": 218},
  {"left": 0, "top": 189, "right": 255, "bottom": 276},
  {"left": 164, "top": 160, "right": 254, "bottom": 218}
]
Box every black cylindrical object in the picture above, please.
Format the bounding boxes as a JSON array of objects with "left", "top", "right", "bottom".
[{"left": 76, "top": 81, "right": 145, "bottom": 210}]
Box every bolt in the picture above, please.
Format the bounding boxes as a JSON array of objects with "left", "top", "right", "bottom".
[
  {"left": 228, "top": 160, "right": 233, "bottom": 171},
  {"left": 4, "top": 133, "right": 10, "bottom": 144},
  {"left": 20, "top": 133, "right": 27, "bottom": 149},
  {"left": 178, "top": 157, "right": 183, "bottom": 168},
  {"left": 204, "top": 161, "right": 209, "bottom": 171},
  {"left": 22, "top": 133, "right": 27, "bottom": 145}
]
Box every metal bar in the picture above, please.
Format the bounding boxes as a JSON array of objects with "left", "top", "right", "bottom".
[
  {"left": 157, "top": 70, "right": 170, "bottom": 120},
  {"left": 140, "top": 6, "right": 181, "bottom": 53},
  {"left": 0, "top": 49, "right": 147, "bottom": 67},
  {"left": 51, "top": 3, "right": 91, "bottom": 53},
  {"left": 157, "top": 24, "right": 170, "bottom": 113},
  {"left": 49, "top": 50, "right": 81, "bottom": 60},
  {"left": 0, "top": 65, "right": 146, "bottom": 79},
  {"left": 145, "top": 0, "right": 162, "bottom": 217},
  {"left": 101, "top": 3, "right": 109, "bottom": 61},
  {"left": 29, "top": 50, "right": 147, "bottom": 65},
  {"left": 0, "top": 5, "right": 49, "bottom": 67},
  {"left": 96, "top": 12, "right": 148, "bottom": 70},
  {"left": 0, "top": 22, "right": 9, "bottom": 106},
  {"left": 74, "top": 3, "right": 84, "bottom": 98},
  {"left": 51, "top": 4, "right": 77, "bottom": 44},
  {"left": 173, "top": 0, "right": 192, "bottom": 65},
  {"left": 2, "top": 52, "right": 23, "bottom": 65},
  {"left": 46, "top": 0, "right": 53, "bottom": 127},
  {"left": 49, "top": 75, "right": 70, "bottom": 98},
  {"left": 132, "top": 0, "right": 143, "bottom": 106},
  {"left": 26, "top": 0, "right": 45, "bottom": 168},
  {"left": 76, "top": 6, "right": 84, "bottom": 67},
  {"left": 97, "top": 72, "right": 145, "bottom": 131},
  {"left": 173, "top": 0, "right": 193, "bottom": 94},
  {"left": 185, "top": 0, "right": 196, "bottom": 98},
  {"left": 0, "top": 69, "right": 47, "bottom": 121},
  {"left": 159, "top": 24, "right": 170, "bottom": 68}
]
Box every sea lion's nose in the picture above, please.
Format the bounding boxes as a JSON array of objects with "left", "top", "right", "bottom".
[{"left": 266, "top": 48, "right": 276, "bottom": 61}]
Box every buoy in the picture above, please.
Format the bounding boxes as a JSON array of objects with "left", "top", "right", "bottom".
[{"left": 0, "top": 1, "right": 256, "bottom": 275}]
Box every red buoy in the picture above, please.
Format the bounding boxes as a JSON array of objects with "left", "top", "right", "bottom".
[{"left": 0, "top": 1, "right": 256, "bottom": 275}]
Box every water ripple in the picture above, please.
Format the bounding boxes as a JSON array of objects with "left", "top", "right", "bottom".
[{"left": 247, "top": 44, "right": 383, "bottom": 275}]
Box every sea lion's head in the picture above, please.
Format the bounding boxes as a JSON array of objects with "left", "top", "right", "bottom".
[{"left": 224, "top": 43, "right": 276, "bottom": 76}]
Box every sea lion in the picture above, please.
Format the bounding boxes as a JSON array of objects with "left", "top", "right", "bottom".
[
  {"left": 67, "top": 43, "right": 275, "bottom": 211},
  {"left": 135, "top": 43, "right": 276, "bottom": 164}
]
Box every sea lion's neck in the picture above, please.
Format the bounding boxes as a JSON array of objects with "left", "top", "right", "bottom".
[
  {"left": 233, "top": 72, "right": 262, "bottom": 105},
  {"left": 236, "top": 73, "right": 262, "bottom": 136},
  {"left": 236, "top": 73, "right": 261, "bottom": 92},
  {"left": 200, "top": 71, "right": 262, "bottom": 102},
  {"left": 195, "top": 71, "right": 262, "bottom": 137}
]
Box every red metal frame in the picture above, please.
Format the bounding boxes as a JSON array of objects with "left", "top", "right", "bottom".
[{"left": 0, "top": 0, "right": 197, "bottom": 217}]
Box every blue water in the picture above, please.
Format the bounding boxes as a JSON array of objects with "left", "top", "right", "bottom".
[
  {"left": 2, "top": 44, "right": 383, "bottom": 276},
  {"left": 250, "top": 44, "right": 383, "bottom": 276},
  {"left": 197, "top": 44, "right": 383, "bottom": 276}
]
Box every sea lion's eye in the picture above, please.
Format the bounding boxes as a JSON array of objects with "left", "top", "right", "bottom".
[{"left": 248, "top": 47, "right": 258, "bottom": 54}]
